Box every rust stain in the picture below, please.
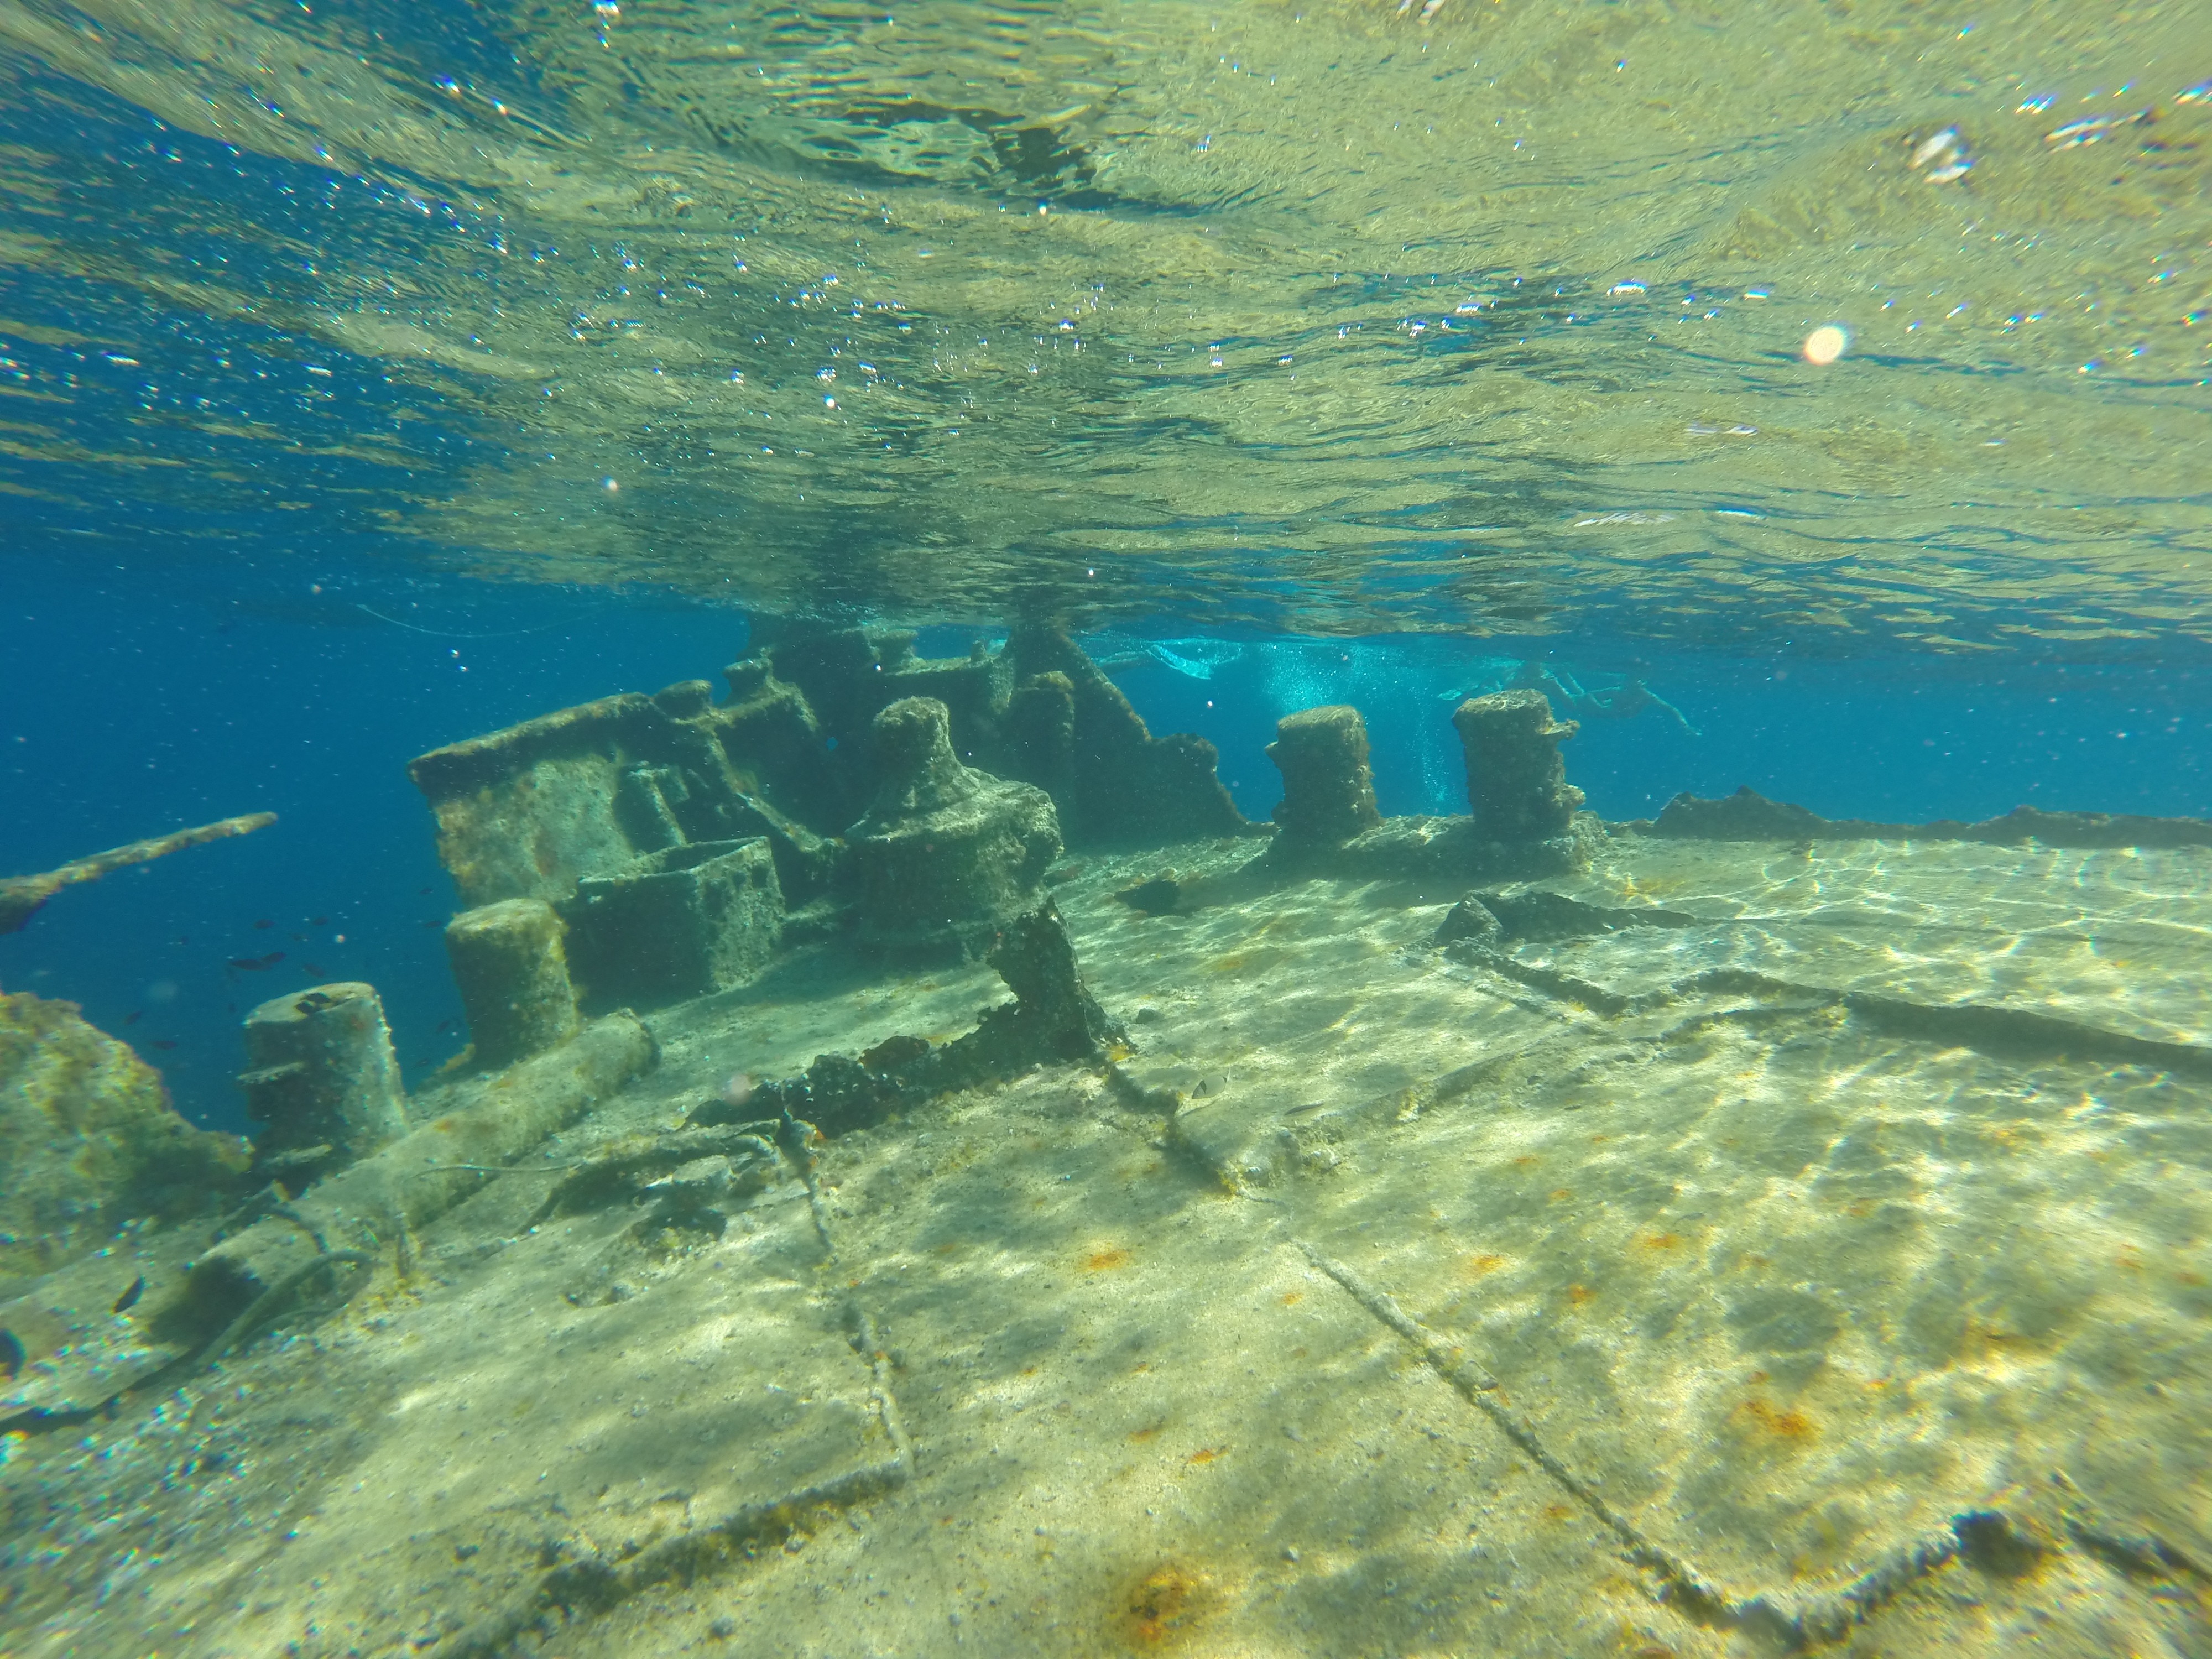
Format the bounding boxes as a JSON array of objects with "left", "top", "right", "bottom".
[
  {"left": 1184, "top": 1447, "right": 1221, "bottom": 1466},
  {"left": 1120, "top": 1562, "right": 1212, "bottom": 1647},
  {"left": 1085, "top": 1247, "right": 1133, "bottom": 1272},
  {"left": 1634, "top": 1232, "right": 1681, "bottom": 1253},
  {"left": 1737, "top": 1397, "right": 1817, "bottom": 1440},
  {"left": 1460, "top": 1251, "right": 1506, "bottom": 1277},
  {"left": 1279, "top": 1290, "right": 1303, "bottom": 1306},
  {"left": 1567, "top": 1284, "right": 1597, "bottom": 1308}
]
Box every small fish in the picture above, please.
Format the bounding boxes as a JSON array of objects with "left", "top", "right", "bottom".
[
  {"left": 227, "top": 951, "right": 287, "bottom": 971},
  {"left": 435, "top": 1017, "right": 459, "bottom": 1034},
  {"left": 0, "top": 1328, "right": 22, "bottom": 1381},
  {"left": 253, "top": 918, "right": 274, "bottom": 930},
  {"left": 123, "top": 1010, "right": 144, "bottom": 1026},
  {"left": 303, "top": 963, "right": 327, "bottom": 975},
  {"left": 417, "top": 886, "right": 432, "bottom": 896},
  {"left": 113, "top": 1275, "right": 145, "bottom": 1314},
  {"left": 149, "top": 1039, "right": 180, "bottom": 1051},
  {"left": 289, "top": 932, "right": 309, "bottom": 942},
  {"left": 309, "top": 915, "right": 329, "bottom": 926},
  {"left": 2046, "top": 116, "right": 2114, "bottom": 148},
  {"left": 1910, "top": 127, "right": 1959, "bottom": 169}
]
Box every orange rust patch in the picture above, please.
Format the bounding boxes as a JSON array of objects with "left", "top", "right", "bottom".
[
  {"left": 1129, "top": 1423, "right": 1162, "bottom": 1443},
  {"left": 1548, "top": 1188, "right": 1574, "bottom": 1202},
  {"left": 1512, "top": 1155, "right": 1541, "bottom": 1168},
  {"left": 1460, "top": 1251, "right": 1506, "bottom": 1277},
  {"left": 1085, "top": 1248, "right": 1134, "bottom": 1272},
  {"left": 1543, "top": 1503, "right": 1575, "bottom": 1522},
  {"left": 1738, "top": 1397, "right": 1817, "bottom": 1440},
  {"left": 1635, "top": 1232, "right": 1681, "bottom": 1253},
  {"left": 1567, "top": 1284, "right": 1598, "bottom": 1308},
  {"left": 1121, "top": 1562, "right": 1212, "bottom": 1646},
  {"left": 1279, "top": 1290, "right": 1303, "bottom": 1306},
  {"left": 1185, "top": 1447, "right": 1221, "bottom": 1466}
]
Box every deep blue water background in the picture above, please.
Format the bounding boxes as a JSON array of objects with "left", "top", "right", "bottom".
[{"left": 5, "top": 546, "right": 2206, "bottom": 1133}]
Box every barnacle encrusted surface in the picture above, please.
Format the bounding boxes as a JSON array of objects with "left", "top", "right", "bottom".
[{"left": 0, "top": 991, "right": 246, "bottom": 1281}]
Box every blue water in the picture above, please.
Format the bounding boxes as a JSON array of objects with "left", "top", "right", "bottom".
[{"left": 7, "top": 548, "right": 2204, "bottom": 1131}]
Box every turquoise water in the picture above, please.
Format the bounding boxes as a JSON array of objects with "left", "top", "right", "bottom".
[{"left": 4, "top": 3, "right": 2212, "bottom": 1656}]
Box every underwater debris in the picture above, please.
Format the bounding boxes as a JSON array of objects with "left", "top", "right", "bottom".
[
  {"left": 408, "top": 680, "right": 796, "bottom": 908},
  {"left": 1263, "top": 705, "right": 1383, "bottom": 863},
  {"left": 1233, "top": 687, "right": 1598, "bottom": 888},
  {"left": 1454, "top": 690, "right": 1585, "bottom": 842},
  {"left": 0, "top": 990, "right": 248, "bottom": 1281},
  {"left": 237, "top": 982, "right": 410, "bottom": 1186},
  {"left": 846, "top": 696, "right": 1060, "bottom": 958},
  {"left": 1460, "top": 888, "right": 1700, "bottom": 944},
  {"left": 691, "top": 898, "right": 1122, "bottom": 1136},
  {"left": 1642, "top": 785, "right": 2212, "bottom": 849},
  {"left": 442, "top": 897, "right": 580, "bottom": 1067},
  {"left": 564, "top": 837, "right": 785, "bottom": 1008},
  {"left": 408, "top": 625, "right": 1253, "bottom": 975},
  {"left": 524, "top": 1122, "right": 781, "bottom": 1229},
  {"left": 0, "top": 811, "right": 276, "bottom": 935},
  {"left": 1432, "top": 893, "right": 1505, "bottom": 948},
  {"left": 163, "top": 1011, "right": 658, "bottom": 1364},
  {"left": 1001, "top": 622, "right": 1255, "bottom": 846},
  {"left": 1116, "top": 875, "right": 1184, "bottom": 915}
]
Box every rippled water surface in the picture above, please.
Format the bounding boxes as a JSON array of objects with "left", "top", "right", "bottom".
[{"left": 3, "top": 0, "right": 2208, "bottom": 642}]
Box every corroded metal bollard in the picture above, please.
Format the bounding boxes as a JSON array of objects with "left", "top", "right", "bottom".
[
  {"left": 444, "top": 898, "right": 580, "bottom": 1070},
  {"left": 238, "top": 983, "right": 409, "bottom": 1173},
  {"left": 1266, "top": 705, "right": 1383, "bottom": 851},
  {"left": 1452, "top": 690, "right": 1585, "bottom": 842}
]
